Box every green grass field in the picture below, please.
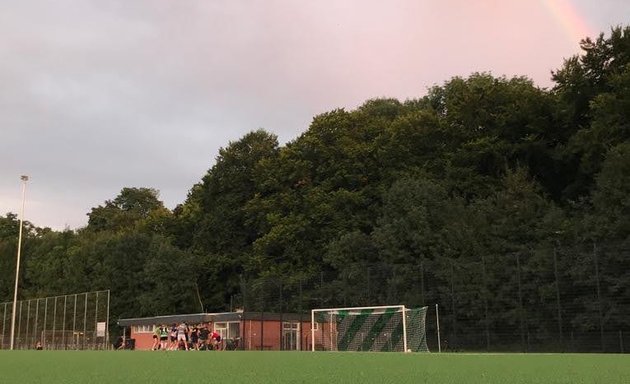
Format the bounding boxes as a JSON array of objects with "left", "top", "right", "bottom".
[{"left": 0, "top": 351, "right": 628, "bottom": 384}]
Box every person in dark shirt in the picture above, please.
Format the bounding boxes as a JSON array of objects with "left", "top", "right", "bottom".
[
  {"left": 198, "top": 324, "right": 210, "bottom": 350},
  {"left": 190, "top": 325, "right": 199, "bottom": 350},
  {"left": 115, "top": 336, "right": 125, "bottom": 350},
  {"left": 169, "top": 324, "right": 177, "bottom": 350}
]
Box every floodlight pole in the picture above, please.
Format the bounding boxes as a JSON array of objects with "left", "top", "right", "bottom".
[{"left": 10, "top": 175, "right": 29, "bottom": 350}]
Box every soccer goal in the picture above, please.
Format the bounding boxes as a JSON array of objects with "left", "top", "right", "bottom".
[{"left": 310, "top": 305, "right": 428, "bottom": 352}]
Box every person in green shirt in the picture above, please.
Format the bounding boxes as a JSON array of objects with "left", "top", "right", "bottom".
[{"left": 159, "top": 325, "right": 169, "bottom": 350}]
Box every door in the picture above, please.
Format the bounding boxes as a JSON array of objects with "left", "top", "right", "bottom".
[{"left": 282, "top": 322, "right": 300, "bottom": 350}]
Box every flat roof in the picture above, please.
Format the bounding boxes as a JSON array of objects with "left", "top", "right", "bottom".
[
  {"left": 118, "top": 311, "right": 311, "bottom": 326},
  {"left": 118, "top": 313, "right": 213, "bottom": 327}
]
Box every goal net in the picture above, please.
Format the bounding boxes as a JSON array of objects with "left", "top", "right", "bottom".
[{"left": 311, "top": 305, "right": 428, "bottom": 352}]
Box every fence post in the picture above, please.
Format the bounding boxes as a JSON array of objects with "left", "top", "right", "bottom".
[
  {"left": 33, "top": 299, "right": 39, "bottom": 348},
  {"left": 43, "top": 298, "right": 48, "bottom": 349},
  {"left": 366, "top": 266, "right": 371, "bottom": 304},
  {"left": 343, "top": 271, "right": 348, "bottom": 307},
  {"left": 105, "top": 290, "right": 110, "bottom": 350},
  {"left": 553, "top": 244, "right": 563, "bottom": 348},
  {"left": 279, "top": 281, "right": 283, "bottom": 351},
  {"left": 94, "top": 291, "right": 99, "bottom": 349},
  {"left": 420, "top": 261, "right": 426, "bottom": 306},
  {"left": 72, "top": 294, "right": 77, "bottom": 349},
  {"left": 593, "top": 242, "right": 605, "bottom": 352},
  {"left": 25, "top": 300, "right": 31, "bottom": 349},
  {"left": 52, "top": 296, "right": 58, "bottom": 350},
  {"left": 2, "top": 302, "right": 7, "bottom": 348},
  {"left": 449, "top": 260, "right": 456, "bottom": 345},
  {"left": 320, "top": 272, "right": 324, "bottom": 308},
  {"left": 310, "top": 308, "right": 315, "bottom": 352},
  {"left": 62, "top": 295, "right": 67, "bottom": 349},
  {"left": 481, "top": 255, "right": 490, "bottom": 351},
  {"left": 239, "top": 276, "right": 247, "bottom": 350},
  {"left": 516, "top": 252, "right": 526, "bottom": 352},
  {"left": 240, "top": 275, "right": 247, "bottom": 312},
  {"left": 299, "top": 278, "right": 303, "bottom": 351},
  {"left": 17, "top": 301, "right": 22, "bottom": 349},
  {"left": 83, "top": 293, "right": 88, "bottom": 350},
  {"left": 259, "top": 280, "right": 265, "bottom": 351}
]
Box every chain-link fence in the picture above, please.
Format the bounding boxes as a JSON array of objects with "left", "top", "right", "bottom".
[
  {"left": 0, "top": 290, "right": 110, "bottom": 350},
  {"left": 231, "top": 241, "right": 629, "bottom": 353}
]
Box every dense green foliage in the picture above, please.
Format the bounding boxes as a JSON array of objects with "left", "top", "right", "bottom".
[
  {"left": 1, "top": 27, "right": 629, "bottom": 349},
  {"left": 0, "top": 351, "right": 629, "bottom": 384}
]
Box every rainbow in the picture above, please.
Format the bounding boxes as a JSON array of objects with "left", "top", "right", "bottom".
[{"left": 539, "top": 0, "right": 594, "bottom": 43}]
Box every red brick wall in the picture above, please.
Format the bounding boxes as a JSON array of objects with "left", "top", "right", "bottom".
[
  {"left": 241, "top": 320, "right": 315, "bottom": 350},
  {"left": 128, "top": 319, "right": 319, "bottom": 351},
  {"left": 242, "top": 320, "right": 280, "bottom": 350},
  {"left": 129, "top": 330, "right": 155, "bottom": 350}
]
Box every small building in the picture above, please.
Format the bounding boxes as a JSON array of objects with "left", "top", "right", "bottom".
[{"left": 118, "top": 311, "right": 315, "bottom": 351}]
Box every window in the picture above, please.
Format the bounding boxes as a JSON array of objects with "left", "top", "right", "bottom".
[
  {"left": 214, "top": 322, "right": 227, "bottom": 339},
  {"left": 283, "top": 322, "right": 300, "bottom": 330},
  {"left": 228, "top": 322, "right": 240, "bottom": 339},
  {"left": 133, "top": 325, "right": 154, "bottom": 333},
  {"left": 214, "top": 321, "right": 240, "bottom": 339}
]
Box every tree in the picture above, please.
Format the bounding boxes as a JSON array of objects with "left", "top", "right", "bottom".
[
  {"left": 248, "top": 102, "right": 404, "bottom": 279},
  {"left": 0, "top": 213, "right": 37, "bottom": 301},
  {"left": 424, "top": 73, "right": 558, "bottom": 199},
  {"left": 591, "top": 142, "right": 630, "bottom": 239},
  {"left": 86, "top": 187, "right": 170, "bottom": 233},
  {"left": 23, "top": 230, "right": 77, "bottom": 298},
  {"left": 137, "top": 236, "right": 200, "bottom": 315},
  {"left": 553, "top": 26, "right": 630, "bottom": 199},
  {"left": 186, "top": 129, "right": 280, "bottom": 310}
]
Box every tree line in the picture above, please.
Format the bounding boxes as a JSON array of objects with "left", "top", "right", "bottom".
[{"left": 1, "top": 26, "right": 629, "bottom": 350}]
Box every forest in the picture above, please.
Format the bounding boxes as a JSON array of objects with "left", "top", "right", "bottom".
[{"left": 1, "top": 26, "right": 629, "bottom": 352}]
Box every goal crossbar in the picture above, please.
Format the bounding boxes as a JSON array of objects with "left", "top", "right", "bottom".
[{"left": 312, "top": 305, "right": 405, "bottom": 313}]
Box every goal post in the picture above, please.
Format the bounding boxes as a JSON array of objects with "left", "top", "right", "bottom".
[{"left": 310, "top": 305, "right": 428, "bottom": 352}]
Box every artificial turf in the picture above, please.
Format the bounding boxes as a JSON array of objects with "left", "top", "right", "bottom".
[{"left": 0, "top": 351, "right": 628, "bottom": 384}]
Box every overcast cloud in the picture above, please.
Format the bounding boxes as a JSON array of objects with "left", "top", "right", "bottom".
[{"left": 0, "top": 0, "right": 627, "bottom": 230}]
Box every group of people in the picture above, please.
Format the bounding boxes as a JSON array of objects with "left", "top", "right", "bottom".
[{"left": 152, "top": 322, "right": 222, "bottom": 351}]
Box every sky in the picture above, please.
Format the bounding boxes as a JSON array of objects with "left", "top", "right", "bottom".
[{"left": 0, "top": 0, "right": 628, "bottom": 230}]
